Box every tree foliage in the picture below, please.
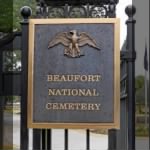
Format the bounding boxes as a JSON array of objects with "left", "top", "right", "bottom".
[
  {"left": 0, "top": 0, "right": 13, "bottom": 32},
  {"left": 3, "top": 50, "right": 21, "bottom": 72},
  {"left": 13, "top": 0, "right": 36, "bottom": 31},
  {"left": 0, "top": 0, "right": 37, "bottom": 73},
  {"left": 0, "top": 0, "right": 36, "bottom": 33},
  {"left": 135, "top": 75, "right": 145, "bottom": 104},
  {"left": 135, "top": 75, "right": 145, "bottom": 90}
]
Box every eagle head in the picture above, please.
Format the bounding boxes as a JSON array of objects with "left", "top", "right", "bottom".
[{"left": 69, "top": 30, "right": 77, "bottom": 35}]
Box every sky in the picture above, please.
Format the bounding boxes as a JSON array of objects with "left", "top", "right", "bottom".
[
  {"left": 117, "top": 0, "right": 149, "bottom": 76},
  {"left": 116, "top": 0, "right": 132, "bottom": 47}
]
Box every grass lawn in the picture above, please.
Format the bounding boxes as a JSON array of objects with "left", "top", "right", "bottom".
[{"left": 136, "top": 123, "right": 149, "bottom": 137}]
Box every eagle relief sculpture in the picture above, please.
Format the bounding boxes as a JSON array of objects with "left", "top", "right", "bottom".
[{"left": 48, "top": 30, "right": 101, "bottom": 58}]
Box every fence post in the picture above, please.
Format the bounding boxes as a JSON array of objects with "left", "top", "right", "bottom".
[
  {"left": 125, "top": 5, "right": 136, "bottom": 150},
  {"left": 0, "top": 98, "right": 4, "bottom": 150},
  {"left": 0, "top": 45, "right": 3, "bottom": 149},
  {"left": 108, "top": 0, "right": 116, "bottom": 18},
  {"left": 33, "top": 129, "right": 41, "bottom": 149},
  {"left": 108, "top": 0, "right": 117, "bottom": 149},
  {"left": 20, "top": 6, "right": 32, "bottom": 150},
  {"left": 0, "top": 98, "right": 4, "bottom": 149},
  {"left": 108, "top": 129, "right": 117, "bottom": 150}
]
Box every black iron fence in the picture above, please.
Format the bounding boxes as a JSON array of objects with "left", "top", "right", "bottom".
[{"left": 0, "top": 2, "right": 136, "bottom": 150}]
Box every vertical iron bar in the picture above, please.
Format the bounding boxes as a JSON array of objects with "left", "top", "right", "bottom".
[
  {"left": 42, "top": 129, "right": 46, "bottom": 150},
  {"left": 0, "top": 50, "right": 2, "bottom": 96},
  {"left": 0, "top": 48, "right": 3, "bottom": 149},
  {"left": 86, "top": 129, "right": 90, "bottom": 150},
  {"left": 40, "top": 129, "right": 43, "bottom": 150},
  {"left": 108, "top": 0, "right": 116, "bottom": 18},
  {"left": 86, "top": 3, "right": 90, "bottom": 18},
  {"left": 47, "top": 129, "right": 52, "bottom": 150},
  {"left": 108, "top": 129, "right": 117, "bottom": 150},
  {"left": 0, "top": 97, "right": 4, "bottom": 149},
  {"left": 33, "top": 129, "right": 41, "bottom": 149},
  {"left": 108, "top": 1, "right": 117, "bottom": 149},
  {"left": 20, "top": 6, "right": 32, "bottom": 150},
  {"left": 125, "top": 5, "right": 136, "bottom": 150},
  {"left": 45, "top": 129, "right": 48, "bottom": 150},
  {"left": 64, "top": 4, "right": 69, "bottom": 18},
  {"left": 119, "top": 41, "right": 128, "bottom": 150},
  {"left": 64, "top": 129, "right": 68, "bottom": 150}
]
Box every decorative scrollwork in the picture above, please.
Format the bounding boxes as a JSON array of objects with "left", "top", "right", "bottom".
[
  {"left": 48, "top": 7, "right": 65, "bottom": 18},
  {"left": 69, "top": 6, "right": 87, "bottom": 18},
  {"left": 90, "top": 6, "right": 107, "bottom": 18},
  {"left": 38, "top": 4, "right": 114, "bottom": 18}
]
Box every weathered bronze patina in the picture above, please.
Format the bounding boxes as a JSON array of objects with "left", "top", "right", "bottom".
[
  {"left": 28, "top": 19, "right": 120, "bottom": 129},
  {"left": 48, "top": 30, "right": 101, "bottom": 58}
]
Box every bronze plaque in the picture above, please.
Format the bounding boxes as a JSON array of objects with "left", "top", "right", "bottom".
[{"left": 28, "top": 19, "right": 120, "bottom": 129}]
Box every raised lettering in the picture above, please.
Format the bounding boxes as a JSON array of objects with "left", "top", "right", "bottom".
[{"left": 47, "top": 74, "right": 102, "bottom": 82}]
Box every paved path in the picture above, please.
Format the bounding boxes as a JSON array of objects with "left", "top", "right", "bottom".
[
  {"left": 136, "top": 137, "right": 149, "bottom": 150},
  {"left": 3, "top": 112, "right": 13, "bottom": 147},
  {"left": 13, "top": 113, "right": 108, "bottom": 150},
  {"left": 13, "top": 129, "right": 108, "bottom": 150}
]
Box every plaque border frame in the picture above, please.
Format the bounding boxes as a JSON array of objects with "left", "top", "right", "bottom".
[{"left": 28, "top": 18, "right": 120, "bottom": 129}]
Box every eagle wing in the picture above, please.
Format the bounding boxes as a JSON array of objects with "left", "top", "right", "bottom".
[
  {"left": 78, "top": 32, "right": 101, "bottom": 50},
  {"left": 48, "top": 32, "right": 71, "bottom": 48}
]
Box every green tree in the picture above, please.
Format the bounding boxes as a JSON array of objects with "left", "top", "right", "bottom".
[
  {"left": 135, "top": 75, "right": 145, "bottom": 90},
  {"left": 0, "top": 0, "right": 13, "bottom": 32},
  {"left": 136, "top": 87, "right": 145, "bottom": 104},
  {"left": 135, "top": 75, "right": 145, "bottom": 113},
  {"left": 3, "top": 50, "right": 21, "bottom": 71},
  {"left": 0, "top": 1, "right": 37, "bottom": 107},
  {"left": 13, "top": 0, "right": 36, "bottom": 31},
  {"left": 0, "top": 0, "right": 36, "bottom": 33},
  {"left": 1, "top": 0, "right": 37, "bottom": 71},
  {"left": 135, "top": 75, "right": 145, "bottom": 104}
]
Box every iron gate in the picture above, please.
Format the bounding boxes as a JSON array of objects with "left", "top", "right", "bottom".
[{"left": 0, "top": 0, "right": 136, "bottom": 149}]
